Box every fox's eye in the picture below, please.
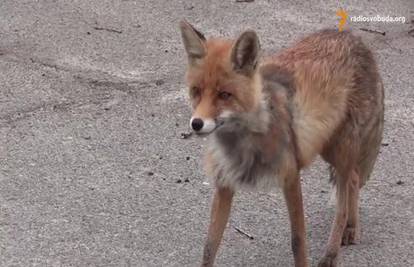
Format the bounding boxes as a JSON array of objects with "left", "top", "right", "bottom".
[
  {"left": 190, "top": 86, "right": 201, "bottom": 97},
  {"left": 218, "top": 91, "right": 232, "bottom": 100}
]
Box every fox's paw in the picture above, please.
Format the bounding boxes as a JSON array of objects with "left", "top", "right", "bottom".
[
  {"left": 341, "top": 225, "right": 360, "bottom": 246},
  {"left": 318, "top": 253, "right": 338, "bottom": 267}
]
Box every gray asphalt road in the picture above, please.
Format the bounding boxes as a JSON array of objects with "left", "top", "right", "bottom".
[{"left": 1, "top": 1, "right": 413, "bottom": 266}]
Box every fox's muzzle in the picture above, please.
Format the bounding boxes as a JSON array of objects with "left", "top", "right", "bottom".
[{"left": 190, "top": 117, "right": 217, "bottom": 134}]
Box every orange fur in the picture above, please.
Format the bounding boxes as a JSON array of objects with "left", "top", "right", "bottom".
[
  {"left": 186, "top": 39, "right": 262, "bottom": 120},
  {"left": 180, "top": 22, "right": 384, "bottom": 267}
]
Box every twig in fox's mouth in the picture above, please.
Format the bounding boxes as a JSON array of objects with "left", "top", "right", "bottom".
[
  {"left": 208, "top": 120, "right": 225, "bottom": 134},
  {"left": 190, "top": 120, "right": 226, "bottom": 138},
  {"left": 180, "top": 120, "right": 227, "bottom": 139}
]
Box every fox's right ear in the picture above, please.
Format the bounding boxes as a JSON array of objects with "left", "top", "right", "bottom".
[{"left": 179, "top": 20, "right": 206, "bottom": 64}]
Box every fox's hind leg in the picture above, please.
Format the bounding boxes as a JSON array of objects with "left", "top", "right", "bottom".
[
  {"left": 319, "top": 128, "right": 361, "bottom": 267},
  {"left": 342, "top": 170, "right": 360, "bottom": 245},
  {"left": 318, "top": 169, "right": 351, "bottom": 267}
]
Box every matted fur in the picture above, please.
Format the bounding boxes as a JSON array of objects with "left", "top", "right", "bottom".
[
  {"left": 195, "top": 29, "right": 384, "bottom": 191},
  {"left": 205, "top": 77, "right": 298, "bottom": 190},
  {"left": 180, "top": 22, "right": 384, "bottom": 267}
]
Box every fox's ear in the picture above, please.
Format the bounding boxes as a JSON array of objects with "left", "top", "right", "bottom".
[
  {"left": 231, "top": 31, "right": 260, "bottom": 76},
  {"left": 179, "top": 20, "right": 206, "bottom": 64}
]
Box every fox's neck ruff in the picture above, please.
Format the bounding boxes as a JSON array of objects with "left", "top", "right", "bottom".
[{"left": 207, "top": 75, "right": 297, "bottom": 190}]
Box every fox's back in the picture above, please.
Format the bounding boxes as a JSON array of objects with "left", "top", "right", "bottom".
[{"left": 263, "top": 29, "right": 384, "bottom": 167}]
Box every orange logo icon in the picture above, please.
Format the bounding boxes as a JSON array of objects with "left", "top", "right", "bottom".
[{"left": 336, "top": 9, "right": 348, "bottom": 32}]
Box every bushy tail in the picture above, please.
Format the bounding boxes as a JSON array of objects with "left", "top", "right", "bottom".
[
  {"left": 358, "top": 124, "right": 383, "bottom": 186},
  {"left": 327, "top": 109, "right": 384, "bottom": 188},
  {"left": 358, "top": 105, "right": 384, "bottom": 187}
]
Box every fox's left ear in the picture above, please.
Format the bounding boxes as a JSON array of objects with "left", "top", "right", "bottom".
[{"left": 231, "top": 31, "right": 260, "bottom": 76}]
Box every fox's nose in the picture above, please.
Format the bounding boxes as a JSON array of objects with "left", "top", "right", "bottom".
[{"left": 191, "top": 118, "right": 204, "bottom": 131}]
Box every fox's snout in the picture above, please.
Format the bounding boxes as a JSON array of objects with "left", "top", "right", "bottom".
[
  {"left": 190, "top": 117, "right": 216, "bottom": 134},
  {"left": 190, "top": 111, "right": 234, "bottom": 134}
]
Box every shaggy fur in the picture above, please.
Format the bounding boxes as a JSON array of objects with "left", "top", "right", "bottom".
[
  {"left": 206, "top": 74, "right": 297, "bottom": 190},
  {"left": 179, "top": 20, "right": 384, "bottom": 267}
]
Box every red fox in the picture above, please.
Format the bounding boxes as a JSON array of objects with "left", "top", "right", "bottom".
[{"left": 179, "top": 20, "right": 384, "bottom": 267}]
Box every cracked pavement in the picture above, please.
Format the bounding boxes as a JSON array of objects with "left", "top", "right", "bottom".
[{"left": 0, "top": 0, "right": 413, "bottom": 266}]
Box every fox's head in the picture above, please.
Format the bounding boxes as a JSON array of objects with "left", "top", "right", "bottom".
[{"left": 179, "top": 20, "right": 263, "bottom": 135}]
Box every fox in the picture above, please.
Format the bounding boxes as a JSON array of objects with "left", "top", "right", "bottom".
[{"left": 179, "top": 20, "right": 384, "bottom": 267}]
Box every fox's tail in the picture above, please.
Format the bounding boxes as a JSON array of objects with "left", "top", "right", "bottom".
[
  {"left": 328, "top": 99, "right": 384, "bottom": 188},
  {"left": 357, "top": 117, "right": 384, "bottom": 187},
  {"left": 358, "top": 80, "right": 384, "bottom": 187}
]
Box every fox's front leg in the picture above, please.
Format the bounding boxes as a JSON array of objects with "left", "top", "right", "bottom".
[
  {"left": 283, "top": 173, "right": 309, "bottom": 267},
  {"left": 201, "top": 186, "right": 234, "bottom": 267}
]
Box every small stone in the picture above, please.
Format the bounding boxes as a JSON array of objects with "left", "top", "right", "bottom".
[
  {"left": 181, "top": 132, "right": 193, "bottom": 139},
  {"left": 87, "top": 31, "right": 91, "bottom": 35},
  {"left": 186, "top": 156, "right": 190, "bottom": 160},
  {"left": 184, "top": 178, "right": 190, "bottom": 183},
  {"left": 382, "top": 143, "right": 389, "bottom": 146},
  {"left": 155, "top": 79, "right": 164, "bottom": 86},
  {"left": 176, "top": 179, "right": 182, "bottom": 183},
  {"left": 396, "top": 180, "right": 404, "bottom": 185},
  {"left": 147, "top": 171, "right": 154, "bottom": 176}
]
